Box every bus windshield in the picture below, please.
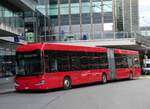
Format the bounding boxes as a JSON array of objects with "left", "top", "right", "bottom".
[{"left": 16, "top": 50, "right": 42, "bottom": 76}]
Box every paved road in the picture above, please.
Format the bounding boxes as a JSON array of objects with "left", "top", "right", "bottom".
[{"left": 1, "top": 79, "right": 150, "bottom": 109}]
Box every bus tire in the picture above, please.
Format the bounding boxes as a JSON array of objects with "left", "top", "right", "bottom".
[
  {"left": 102, "top": 73, "right": 107, "bottom": 84},
  {"left": 129, "top": 72, "right": 133, "bottom": 80},
  {"left": 63, "top": 77, "right": 71, "bottom": 90}
]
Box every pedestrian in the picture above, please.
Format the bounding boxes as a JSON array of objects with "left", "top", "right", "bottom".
[{"left": 83, "top": 34, "right": 87, "bottom": 40}]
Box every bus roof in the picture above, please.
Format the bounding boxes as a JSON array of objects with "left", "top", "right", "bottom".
[
  {"left": 16, "top": 43, "right": 44, "bottom": 52},
  {"left": 114, "top": 48, "right": 139, "bottom": 55},
  {"left": 16, "top": 43, "right": 139, "bottom": 55},
  {"left": 16, "top": 43, "right": 107, "bottom": 53}
]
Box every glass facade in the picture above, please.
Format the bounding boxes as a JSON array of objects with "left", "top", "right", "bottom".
[
  {"left": 115, "top": 0, "right": 124, "bottom": 31},
  {"left": 0, "top": 43, "right": 16, "bottom": 78},
  {"left": 0, "top": 3, "right": 24, "bottom": 78},
  {"left": 46, "top": 0, "right": 113, "bottom": 40},
  {"left": 49, "top": 1, "right": 112, "bottom": 24},
  {"left": 141, "top": 31, "right": 150, "bottom": 37},
  {"left": 116, "top": 0, "right": 139, "bottom": 32},
  {"left": 0, "top": 4, "right": 24, "bottom": 29},
  {"left": 26, "top": 0, "right": 139, "bottom": 41},
  {"left": 140, "top": 27, "right": 150, "bottom": 39},
  {"left": 49, "top": 2, "right": 112, "bottom": 16}
]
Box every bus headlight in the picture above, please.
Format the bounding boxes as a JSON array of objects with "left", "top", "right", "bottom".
[{"left": 35, "top": 80, "right": 45, "bottom": 86}]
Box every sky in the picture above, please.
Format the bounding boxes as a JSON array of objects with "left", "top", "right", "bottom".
[{"left": 139, "top": 0, "right": 150, "bottom": 26}]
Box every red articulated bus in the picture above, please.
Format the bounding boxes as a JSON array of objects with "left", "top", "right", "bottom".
[{"left": 15, "top": 43, "right": 141, "bottom": 91}]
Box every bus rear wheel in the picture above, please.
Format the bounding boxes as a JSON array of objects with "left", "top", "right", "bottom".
[
  {"left": 102, "top": 74, "right": 107, "bottom": 84},
  {"left": 63, "top": 77, "right": 71, "bottom": 90},
  {"left": 129, "top": 72, "right": 133, "bottom": 80}
]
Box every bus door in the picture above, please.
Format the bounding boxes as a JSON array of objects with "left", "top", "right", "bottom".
[
  {"left": 107, "top": 48, "right": 116, "bottom": 80},
  {"left": 79, "top": 55, "right": 90, "bottom": 83},
  {"left": 44, "top": 54, "right": 63, "bottom": 88},
  {"left": 132, "top": 56, "right": 141, "bottom": 76},
  {"left": 115, "top": 54, "right": 130, "bottom": 79}
]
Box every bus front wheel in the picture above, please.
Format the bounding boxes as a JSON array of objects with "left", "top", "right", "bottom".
[{"left": 63, "top": 77, "right": 71, "bottom": 90}]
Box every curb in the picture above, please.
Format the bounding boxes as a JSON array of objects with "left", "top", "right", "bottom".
[
  {"left": 136, "top": 76, "right": 150, "bottom": 80},
  {"left": 0, "top": 89, "right": 15, "bottom": 94}
]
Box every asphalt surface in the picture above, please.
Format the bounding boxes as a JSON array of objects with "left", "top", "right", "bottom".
[{"left": 1, "top": 79, "right": 150, "bottom": 109}]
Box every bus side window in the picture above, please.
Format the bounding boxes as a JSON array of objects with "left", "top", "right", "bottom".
[
  {"left": 133, "top": 57, "right": 140, "bottom": 68},
  {"left": 44, "top": 56, "right": 49, "bottom": 72},
  {"left": 51, "top": 59, "right": 58, "bottom": 72}
]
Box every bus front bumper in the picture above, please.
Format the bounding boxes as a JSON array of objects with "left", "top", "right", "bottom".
[{"left": 15, "top": 82, "right": 48, "bottom": 91}]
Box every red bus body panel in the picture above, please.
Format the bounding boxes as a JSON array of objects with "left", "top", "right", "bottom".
[
  {"left": 114, "top": 49, "right": 139, "bottom": 55},
  {"left": 15, "top": 69, "right": 110, "bottom": 91},
  {"left": 16, "top": 43, "right": 44, "bottom": 52},
  {"left": 15, "top": 43, "right": 141, "bottom": 91},
  {"left": 15, "top": 75, "right": 46, "bottom": 91},
  {"left": 133, "top": 68, "right": 141, "bottom": 77},
  {"left": 16, "top": 43, "right": 107, "bottom": 53},
  {"left": 114, "top": 48, "right": 141, "bottom": 79}
]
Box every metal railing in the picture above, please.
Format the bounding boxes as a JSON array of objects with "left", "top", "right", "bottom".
[{"left": 36, "top": 31, "right": 142, "bottom": 42}]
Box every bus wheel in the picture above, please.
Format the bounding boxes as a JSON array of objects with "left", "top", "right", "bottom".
[
  {"left": 102, "top": 74, "right": 107, "bottom": 84},
  {"left": 63, "top": 77, "right": 71, "bottom": 90},
  {"left": 129, "top": 72, "right": 133, "bottom": 80}
]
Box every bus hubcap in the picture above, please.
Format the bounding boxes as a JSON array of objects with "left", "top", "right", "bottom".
[
  {"left": 102, "top": 75, "right": 107, "bottom": 83},
  {"left": 129, "top": 73, "right": 133, "bottom": 79},
  {"left": 64, "top": 79, "right": 70, "bottom": 88}
]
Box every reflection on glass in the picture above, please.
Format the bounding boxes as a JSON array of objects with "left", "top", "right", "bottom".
[
  {"left": 49, "top": 1, "right": 112, "bottom": 16},
  {"left": 16, "top": 50, "right": 42, "bottom": 76},
  {"left": 0, "top": 4, "right": 24, "bottom": 28}
]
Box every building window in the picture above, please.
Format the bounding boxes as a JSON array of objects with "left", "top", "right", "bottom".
[{"left": 0, "top": 47, "right": 16, "bottom": 78}]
